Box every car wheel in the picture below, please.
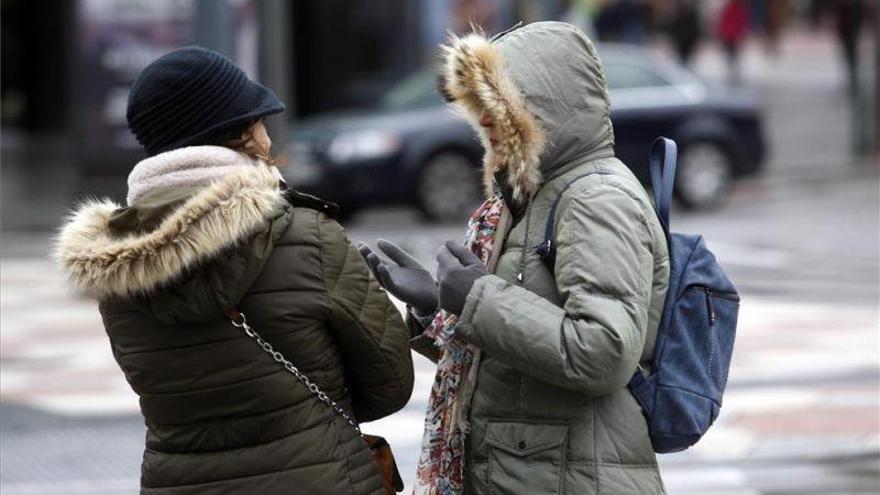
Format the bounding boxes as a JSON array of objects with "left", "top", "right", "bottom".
[
  {"left": 416, "top": 151, "right": 482, "bottom": 223},
  {"left": 675, "top": 142, "right": 733, "bottom": 210}
]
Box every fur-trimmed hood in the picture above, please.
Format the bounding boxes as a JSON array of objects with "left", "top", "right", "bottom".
[
  {"left": 441, "top": 22, "right": 615, "bottom": 201},
  {"left": 53, "top": 155, "right": 288, "bottom": 300}
]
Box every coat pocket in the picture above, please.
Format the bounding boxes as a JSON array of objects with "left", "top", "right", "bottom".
[{"left": 485, "top": 421, "right": 569, "bottom": 495}]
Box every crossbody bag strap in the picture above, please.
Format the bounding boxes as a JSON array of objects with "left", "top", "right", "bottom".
[{"left": 227, "top": 308, "right": 363, "bottom": 437}]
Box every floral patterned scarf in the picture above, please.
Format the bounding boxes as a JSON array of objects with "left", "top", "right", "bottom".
[{"left": 413, "top": 197, "right": 505, "bottom": 495}]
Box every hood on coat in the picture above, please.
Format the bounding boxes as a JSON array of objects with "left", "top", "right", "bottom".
[
  {"left": 54, "top": 163, "right": 287, "bottom": 300},
  {"left": 441, "top": 21, "right": 615, "bottom": 201}
]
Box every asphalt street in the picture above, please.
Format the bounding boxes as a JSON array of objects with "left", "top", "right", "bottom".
[{"left": 1, "top": 31, "right": 878, "bottom": 494}]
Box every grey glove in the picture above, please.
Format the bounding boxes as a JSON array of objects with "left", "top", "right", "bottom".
[
  {"left": 358, "top": 239, "right": 438, "bottom": 315},
  {"left": 436, "top": 240, "right": 488, "bottom": 316}
]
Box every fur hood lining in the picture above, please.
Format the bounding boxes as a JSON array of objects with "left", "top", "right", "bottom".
[
  {"left": 54, "top": 165, "right": 286, "bottom": 299},
  {"left": 441, "top": 32, "right": 546, "bottom": 200}
]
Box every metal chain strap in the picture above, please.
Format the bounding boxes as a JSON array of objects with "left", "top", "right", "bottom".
[{"left": 231, "top": 312, "right": 363, "bottom": 437}]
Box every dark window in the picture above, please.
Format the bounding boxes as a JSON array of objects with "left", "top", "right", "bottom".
[
  {"left": 1, "top": 0, "right": 73, "bottom": 130},
  {"left": 291, "top": 0, "right": 421, "bottom": 116}
]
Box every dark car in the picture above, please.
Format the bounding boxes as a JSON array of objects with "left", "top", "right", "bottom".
[{"left": 285, "top": 45, "right": 766, "bottom": 222}]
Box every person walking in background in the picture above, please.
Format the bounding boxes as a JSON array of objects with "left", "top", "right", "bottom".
[
  {"left": 809, "top": 0, "right": 872, "bottom": 154},
  {"left": 763, "top": 0, "right": 789, "bottom": 55},
  {"left": 595, "top": 0, "right": 650, "bottom": 44},
  {"left": 748, "top": 0, "right": 769, "bottom": 44},
  {"left": 563, "top": 0, "right": 601, "bottom": 41},
  {"left": 831, "top": 0, "right": 865, "bottom": 96},
  {"left": 668, "top": 0, "right": 702, "bottom": 66},
  {"left": 54, "top": 47, "right": 413, "bottom": 495},
  {"left": 717, "top": 0, "right": 750, "bottom": 84},
  {"left": 362, "top": 21, "right": 670, "bottom": 494}
]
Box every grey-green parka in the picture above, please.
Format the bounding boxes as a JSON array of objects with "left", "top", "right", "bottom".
[
  {"left": 427, "top": 22, "right": 671, "bottom": 494},
  {"left": 55, "top": 160, "right": 414, "bottom": 494}
]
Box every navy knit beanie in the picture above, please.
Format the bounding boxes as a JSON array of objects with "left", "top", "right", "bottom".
[{"left": 127, "top": 46, "right": 285, "bottom": 156}]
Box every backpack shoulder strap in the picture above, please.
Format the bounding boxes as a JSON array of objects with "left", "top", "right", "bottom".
[
  {"left": 535, "top": 137, "right": 678, "bottom": 272},
  {"left": 649, "top": 137, "right": 677, "bottom": 234},
  {"left": 535, "top": 171, "right": 609, "bottom": 270},
  {"left": 628, "top": 138, "right": 677, "bottom": 390}
]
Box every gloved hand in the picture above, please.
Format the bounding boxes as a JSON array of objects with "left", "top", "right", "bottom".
[
  {"left": 436, "top": 240, "right": 488, "bottom": 316},
  {"left": 358, "top": 239, "right": 438, "bottom": 316}
]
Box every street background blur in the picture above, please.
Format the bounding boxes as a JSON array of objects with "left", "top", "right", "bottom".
[{"left": 2, "top": 0, "right": 879, "bottom": 494}]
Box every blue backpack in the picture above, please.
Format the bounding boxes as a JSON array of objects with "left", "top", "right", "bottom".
[{"left": 536, "top": 137, "right": 740, "bottom": 453}]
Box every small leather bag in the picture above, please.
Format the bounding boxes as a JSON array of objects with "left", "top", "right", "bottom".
[
  {"left": 229, "top": 309, "right": 404, "bottom": 493},
  {"left": 363, "top": 434, "right": 404, "bottom": 493}
]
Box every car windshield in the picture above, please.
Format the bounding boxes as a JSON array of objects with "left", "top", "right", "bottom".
[{"left": 377, "top": 70, "right": 442, "bottom": 111}]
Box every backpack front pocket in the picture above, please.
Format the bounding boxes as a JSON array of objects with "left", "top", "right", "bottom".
[
  {"left": 485, "top": 421, "right": 569, "bottom": 495},
  {"left": 680, "top": 285, "right": 740, "bottom": 396}
]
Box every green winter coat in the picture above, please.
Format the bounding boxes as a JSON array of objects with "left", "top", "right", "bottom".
[
  {"left": 432, "top": 22, "right": 671, "bottom": 494},
  {"left": 55, "top": 163, "right": 414, "bottom": 494}
]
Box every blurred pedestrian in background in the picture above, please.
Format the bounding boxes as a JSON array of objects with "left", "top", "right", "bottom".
[
  {"left": 748, "top": 0, "right": 788, "bottom": 54},
  {"left": 717, "top": 0, "right": 750, "bottom": 84},
  {"left": 595, "top": 0, "right": 650, "bottom": 44},
  {"left": 667, "top": 0, "right": 702, "bottom": 66},
  {"left": 830, "top": 0, "right": 866, "bottom": 96},
  {"left": 53, "top": 46, "right": 414, "bottom": 495},
  {"left": 764, "top": 0, "right": 789, "bottom": 54},
  {"left": 808, "top": 0, "right": 874, "bottom": 155},
  {"left": 363, "top": 21, "right": 670, "bottom": 495},
  {"left": 563, "top": 0, "right": 601, "bottom": 40}
]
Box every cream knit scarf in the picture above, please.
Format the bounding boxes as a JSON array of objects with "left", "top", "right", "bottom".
[{"left": 126, "top": 145, "right": 281, "bottom": 206}]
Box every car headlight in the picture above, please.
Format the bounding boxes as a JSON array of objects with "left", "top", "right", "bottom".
[{"left": 327, "top": 131, "right": 401, "bottom": 163}]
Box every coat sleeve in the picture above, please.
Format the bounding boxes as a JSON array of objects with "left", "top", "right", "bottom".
[
  {"left": 319, "top": 215, "right": 415, "bottom": 422},
  {"left": 406, "top": 312, "right": 442, "bottom": 363},
  {"left": 455, "top": 185, "right": 655, "bottom": 396}
]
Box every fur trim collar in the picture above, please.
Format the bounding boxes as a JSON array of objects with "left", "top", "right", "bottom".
[
  {"left": 441, "top": 32, "right": 546, "bottom": 201},
  {"left": 54, "top": 164, "right": 286, "bottom": 299}
]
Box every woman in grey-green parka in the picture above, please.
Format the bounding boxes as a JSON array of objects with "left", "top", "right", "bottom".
[
  {"left": 54, "top": 46, "right": 413, "bottom": 495},
  {"left": 362, "top": 22, "right": 670, "bottom": 494}
]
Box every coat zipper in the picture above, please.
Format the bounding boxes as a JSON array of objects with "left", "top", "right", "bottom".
[{"left": 515, "top": 199, "right": 535, "bottom": 285}]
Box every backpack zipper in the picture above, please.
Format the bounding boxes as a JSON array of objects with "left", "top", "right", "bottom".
[
  {"left": 687, "top": 285, "right": 740, "bottom": 301},
  {"left": 705, "top": 288, "right": 740, "bottom": 301},
  {"left": 686, "top": 285, "right": 739, "bottom": 327},
  {"left": 704, "top": 287, "right": 716, "bottom": 326},
  {"left": 692, "top": 286, "right": 739, "bottom": 326}
]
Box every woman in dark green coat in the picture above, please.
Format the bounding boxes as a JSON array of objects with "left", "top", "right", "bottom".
[{"left": 54, "top": 47, "right": 414, "bottom": 495}]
